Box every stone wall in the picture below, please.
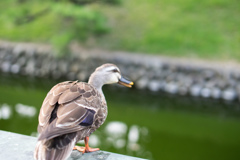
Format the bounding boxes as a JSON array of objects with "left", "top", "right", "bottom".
[{"left": 0, "top": 41, "right": 240, "bottom": 102}]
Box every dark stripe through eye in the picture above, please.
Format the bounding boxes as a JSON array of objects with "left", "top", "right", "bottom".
[{"left": 112, "top": 69, "right": 119, "bottom": 73}]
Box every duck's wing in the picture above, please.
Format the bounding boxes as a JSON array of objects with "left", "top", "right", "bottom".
[
  {"left": 37, "top": 81, "right": 102, "bottom": 141},
  {"left": 38, "top": 81, "right": 74, "bottom": 133}
]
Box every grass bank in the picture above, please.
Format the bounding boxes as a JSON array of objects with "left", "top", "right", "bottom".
[
  {"left": 0, "top": 0, "right": 239, "bottom": 61},
  {"left": 91, "top": 0, "right": 240, "bottom": 61}
]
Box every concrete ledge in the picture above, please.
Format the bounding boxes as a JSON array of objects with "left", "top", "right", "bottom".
[{"left": 0, "top": 130, "right": 146, "bottom": 160}]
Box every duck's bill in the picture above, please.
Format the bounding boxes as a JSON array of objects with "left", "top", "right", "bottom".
[{"left": 118, "top": 77, "right": 134, "bottom": 88}]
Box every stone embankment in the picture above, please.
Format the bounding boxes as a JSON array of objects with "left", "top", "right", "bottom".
[{"left": 0, "top": 40, "right": 240, "bottom": 102}]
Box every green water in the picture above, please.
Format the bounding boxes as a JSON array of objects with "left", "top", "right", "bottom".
[{"left": 0, "top": 74, "right": 240, "bottom": 160}]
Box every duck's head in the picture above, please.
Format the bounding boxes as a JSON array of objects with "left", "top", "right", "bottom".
[{"left": 89, "top": 63, "right": 134, "bottom": 88}]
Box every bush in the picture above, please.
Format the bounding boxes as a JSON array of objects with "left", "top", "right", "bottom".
[{"left": 0, "top": 0, "right": 115, "bottom": 56}]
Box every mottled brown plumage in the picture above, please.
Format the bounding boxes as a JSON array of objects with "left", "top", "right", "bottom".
[{"left": 34, "top": 64, "right": 133, "bottom": 160}]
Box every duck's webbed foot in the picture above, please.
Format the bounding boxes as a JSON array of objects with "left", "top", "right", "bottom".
[
  {"left": 73, "top": 136, "right": 99, "bottom": 153},
  {"left": 73, "top": 146, "right": 85, "bottom": 152}
]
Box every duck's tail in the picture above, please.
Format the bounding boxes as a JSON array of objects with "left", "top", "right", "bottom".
[{"left": 34, "top": 133, "right": 77, "bottom": 160}]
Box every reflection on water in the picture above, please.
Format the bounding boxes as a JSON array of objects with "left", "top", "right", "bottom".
[
  {"left": 105, "top": 121, "right": 127, "bottom": 149},
  {"left": 0, "top": 103, "right": 36, "bottom": 119},
  {"left": 0, "top": 104, "right": 11, "bottom": 120},
  {"left": 128, "top": 125, "right": 140, "bottom": 150},
  {"left": 78, "top": 121, "right": 152, "bottom": 159},
  {"left": 88, "top": 134, "right": 100, "bottom": 147},
  {"left": 15, "top": 103, "right": 36, "bottom": 117}
]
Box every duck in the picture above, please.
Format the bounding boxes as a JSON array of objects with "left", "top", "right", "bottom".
[{"left": 34, "top": 63, "right": 134, "bottom": 160}]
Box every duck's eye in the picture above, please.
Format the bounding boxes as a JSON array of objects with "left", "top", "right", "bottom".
[{"left": 112, "top": 69, "right": 119, "bottom": 73}]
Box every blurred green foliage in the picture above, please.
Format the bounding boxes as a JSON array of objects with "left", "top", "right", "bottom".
[
  {"left": 91, "top": 0, "right": 240, "bottom": 61},
  {"left": 0, "top": 0, "right": 115, "bottom": 55},
  {"left": 0, "top": 0, "right": 239, "bottom": 61}
]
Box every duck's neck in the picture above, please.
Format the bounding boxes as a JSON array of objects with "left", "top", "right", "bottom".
[{"left": 88, "top": 73, "right": 104, "bottom": 96}]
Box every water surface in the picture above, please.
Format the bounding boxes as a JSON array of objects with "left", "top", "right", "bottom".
[{"left": 0, "top": 74, "right": 240, "bottom": 160}]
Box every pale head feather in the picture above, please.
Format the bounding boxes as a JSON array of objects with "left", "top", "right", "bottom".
[{"left": 88, "top": 64, "right": 122, "bottom": 89}]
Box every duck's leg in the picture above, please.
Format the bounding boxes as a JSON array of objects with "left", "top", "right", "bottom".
[
  {"left": 84, "top": 136, "right": 100, "bottom": 153},
  {"left": 73, "top": 136, "right": 99, "bottom": 153}
]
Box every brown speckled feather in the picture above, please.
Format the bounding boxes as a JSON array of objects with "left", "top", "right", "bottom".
[
  {"left": 38, "top": 81, "right": 73, "bottom": 130},
  {"left": 35, "top": 80, "right": 107, "bottom": 160},
  {"left": 38, "top": 81, "right": 106, "bottom": 140}
]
